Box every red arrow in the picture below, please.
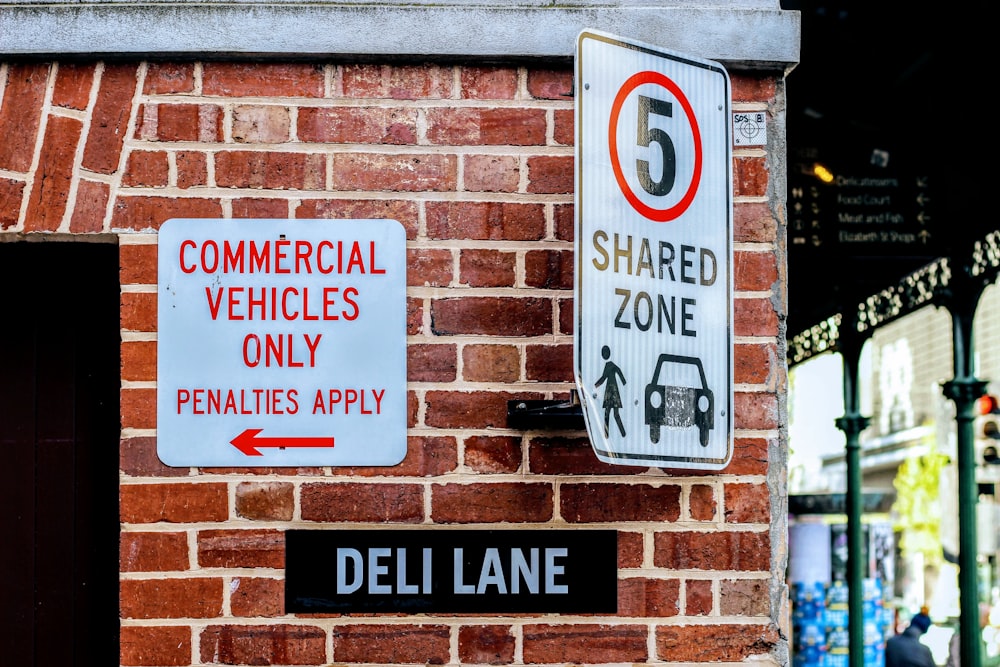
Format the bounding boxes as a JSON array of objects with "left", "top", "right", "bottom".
[{"left": 230, "top": 428, "right": 335, "bottom": 456}]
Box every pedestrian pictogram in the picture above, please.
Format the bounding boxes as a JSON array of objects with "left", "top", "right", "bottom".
[
  {"left": 595, "top": 345, "right": 627, "bottom": 438},
  {"left": 574, "top": 30, "right": 733, "bottom": 469}
]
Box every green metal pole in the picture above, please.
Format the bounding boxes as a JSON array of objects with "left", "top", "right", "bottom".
[
  {"left": 835, "top": 333, "right": 869, "bottom": 667},
  {"left": 943, "top": 285, "right": 986, "bottom": 667}
]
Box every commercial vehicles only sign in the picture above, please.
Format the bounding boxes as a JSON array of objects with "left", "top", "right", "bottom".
[
  {"left": 575, "top": 31, "right": 733, "bottom": 469},
  {"left": 157, "top": 218, "right": 407, "bottom": 467}
]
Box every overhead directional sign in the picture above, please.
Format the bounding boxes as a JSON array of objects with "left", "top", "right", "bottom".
[
  {"left": 157, "top": 218, "right": 407, "bottom": 467},
  {"left": 574, "top": 30, "right": 733, "bottom": 469}
]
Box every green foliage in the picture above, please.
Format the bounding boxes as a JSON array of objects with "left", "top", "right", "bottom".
[{"left": 892, "top": 438, "right": 949, "bottom": 567}]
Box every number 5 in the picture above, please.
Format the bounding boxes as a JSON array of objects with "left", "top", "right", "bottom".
[{"left": 636, "top": 95, "right": 675, "bottom": 197}]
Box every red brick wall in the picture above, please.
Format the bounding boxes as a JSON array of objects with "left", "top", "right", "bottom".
[{"left": 0, "top": 60, "right": 786, "bottom": 665}]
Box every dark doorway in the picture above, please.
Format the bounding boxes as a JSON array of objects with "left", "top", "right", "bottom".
[{"left": 0, "top": 241, "right": 120, "bottom": 664}]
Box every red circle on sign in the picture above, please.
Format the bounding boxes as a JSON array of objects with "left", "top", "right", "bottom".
[{"left": 609, "top": 70, "right": 703, "bottom": 222}]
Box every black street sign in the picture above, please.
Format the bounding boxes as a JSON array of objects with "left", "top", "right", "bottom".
[{"left": 285, "top": 529, "right": 618, "bottom": 614}]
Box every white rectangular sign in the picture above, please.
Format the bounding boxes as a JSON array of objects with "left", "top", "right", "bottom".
[
  {"left": 575, "top": 31, "right": 733, "bottom": 469},
  {"left": 157, "top": 218, "right": 407, "bottom": 467}
]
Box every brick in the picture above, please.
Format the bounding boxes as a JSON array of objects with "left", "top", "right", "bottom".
[
  {"left": 526, "top": 69, "right": 573, "bottom": 100},
  {"left": 120, "top": 482, "right": 228, "bottom": 523},
  {"left": 198, "top": 529, "right": 285, "bottom": 568},
  {"left": 426, "top": 107, "right": 546, "bottom": 145},
  {"left": 524, "top": 248, "right": 573, "bottom": 289},
  {"left": 232, "top": 105, "right": 290, "bottom": 143},
  {"left": 463, "top": 154, "right": 520, "bottom": 193},
  {"left": 24, "top": 115, "right": 82, "bottom": 231},
  {"left": 120, "top": 531, "right": 189, "bottom": 571},
  {"left": 734, "top": 155, "right": 769, "bottom": 197},
  {"left": 231, "top": 197, "right": 289, "bottom": 218},
  {"left": 332, "top": 624, "right": 449, "bottom": 663},
  {"left": 735, "top": 249, "right": 778, "bottom": 292},
  {"left": 202, "top": 62, "right": 325, "bottom": 97},
  {"left": 338, "top": 435, "right": 458, "bottom": 477},
  {"left": 137, "top": 103, "right": 223, "bottom": 142},
  {"left": 408, "top": 343, "right": 457, "bottom": 382},
  {"left": 332, "top": 152, "right": 457, "bottom": 192},
  {"left": 340, "top": 64, "right": 385, "bottom": 97},
  {"left": 431, "top": 297, "right": 552, "bottom": 336},
  {"left": 120, "top": 291, "right": 157, "bottom": 331},
  {"left": 143, "top": 62, "right": 196, "bottom": 94},
  {"left": 734, "top": 297, "right": 779, "bottom": 336},
  {"left": 553, "top": 108, "right": 574, "bottom": 146},
  {"left": 0, "top": 178, "right": 25, "bottom": 229},
  {"left": 562, "top": 483, "right": 681, "bottom": 523},
  {"left": 121, "top": 387, "right": 156, "bottom": 430},
  {"left": 464, "top": 435, "right": 522, "bottom": 473},
  {"left": 425, "top": 390, "right": 539, "bottom": 429},
  {"left": 231, "top": 577, "right": 285, "bottom": 617},
  {"left": 111, "top": 195, "right": 223, "bottom": 230},
  {"left": 459, "top": 625, "right": 515, "bottom": 664},
  {"left": 52, "top": 62, "right": 96, "bottom": 110},
  {"left": 527, "top": 155, "right": 574, "bottom": 194},
  {"left": 300, "top": 482, "right": 424, "bottom": 522},
  {"left": 229, "top": 577, "right": 285, "bottom": 618},
  {"left": 731, "top": 73, "right": 777, "bottom": 102},
  {"left": 725, "top": 482, "right": 771, "bottom": 523},
  {"left": 0, "top": 63, "right": 49, "bottom": 172},
  {"left": 460, "top": 66, "right": 518, "bottom": 99},
  {"left": 689, "top": 484, "right": 717, "bottom": 521},
  {"left": 82, "top": 63, "right": 139, "bottom": 174},
  {"left": 525, "top": 343, "right": 572, "bottom": 382},
  {"left": 123, "top": 150, "right": 169, "bottom": 187},
  {"left": 735, "top": 201, "right": 777, "bottom": 243},
  {"left": 618, "top": 531, "right": 643, "bottom": 567},
  {"left": 528, "top": 437, "right": 638, "bottom": 476},
  {"left": 298, "top": 106, "right": 417, "bottom": 144},
  {"left": 120, "top": 577, "right": 223, "bottom": 618},
  {"left": 522, "top": 624, "right": 647, "bottom": 663},
  {"left": 200, "top": 625, "right": 327, "bottom": 665},
  {"left": 617, "top": 578, "right": 680, "bottom": 617},
  {"left": 554, "top": 204, "right": 574, "bottom": 241},
  {"left": 735, "top": 342, "right": 775, "bottom": 385},
  {"left": 176, "top": 151, "right": 208, "bottom": 189},
  {"left": 296, "top": 198, "right": 419, "bottom": 239},
  {"left": 425, "top": 201, "right": 545, "bottom": 240},
  {"left": 120, "top": 436, "right": 189, "bottom": 478},
  {"left": 119, "top": 243, "right": 158, "bottom": 284},
  {"left": 655, "top": 623, "right": 779, "bottom": 662},
  {"left": 722, "top": 437, "right": 770, "bottom": 475},
  {"left": 121, "top": 340, "right": 157, "bottom": 382},
  {"left": 462, "top": 344, "right": 520, "bottom": 383},
  {"left": 459, "top": 248, "right": 515, "bottom": 287},
  {"left": 69, "top": 179, "right": 110, "bottom": 232},
  {"left": 216, "top": 151, "right": 325, "bottom": 190},
  {"left": 235, "top": 481, "right": 294, "bottom": 521},
  {"left": 686, "top": 579, "right": 714, "bottom": 615},
  {"left": 721, "top": 578, "right": 770, "bottom": 616},
  {"left": 653, "top": 530, "right": 770, "bottom": 571},
  {"left": 387, "top": 64, "right": 449, "bottom": 100},
  {"left": 407, "top": 297, "right": 424, "bottom": 335},
  {"left": 734, "top": 391, "right": 779, "bottom": 430},
  {"left": 431, "top": 482, "right": 553, "bottom": 523},
  {"left": 408, "top": 247, "right": 453, "bottom": 287},
  {"left": 120, "top": 625, "right": 191, "bottom": 666}
]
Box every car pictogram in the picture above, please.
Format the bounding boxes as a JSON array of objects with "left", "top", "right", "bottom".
[{"left": 644, "top": 354, "right": 714, "bottom": 446}]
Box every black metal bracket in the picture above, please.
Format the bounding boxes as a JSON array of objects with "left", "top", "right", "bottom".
[{"left": 507, "top": 391, "right": 585, "bottom": 430}]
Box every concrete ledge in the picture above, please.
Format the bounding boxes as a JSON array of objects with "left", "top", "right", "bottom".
[{"left": 0, "top": 4, "right": 799, "bottom": 68}]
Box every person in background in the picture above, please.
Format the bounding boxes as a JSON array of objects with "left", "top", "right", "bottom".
[
  {"left": 885, "top": 612, "right": 935, "bottom": 667},
  {"left": 946, "top": 604, "right": 1000, "bottom": 667}
]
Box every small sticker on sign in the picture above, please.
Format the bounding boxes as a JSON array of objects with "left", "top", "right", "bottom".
[{"left": 733, "top": 111, "right": 766, "bottom": 146}]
